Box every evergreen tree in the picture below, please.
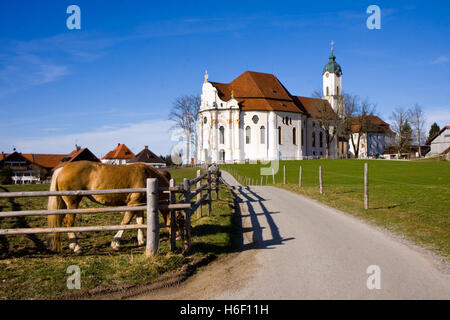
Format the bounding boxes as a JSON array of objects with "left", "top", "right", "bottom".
[{"left": 427, "top": 122, "right": 440, "bottom": 142}]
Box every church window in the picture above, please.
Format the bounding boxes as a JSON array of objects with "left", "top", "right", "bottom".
[
  {"left": 320, "top": 131, "right": 324, "bottom": 148},
  {"left": 312, "top": 131, "right": 316, "bottom": 147},
  {"left": 326, "top": 87, "right": 329, "bottom": 96},
  {"left": 245, "top": 126, "right": 251, "bottom": 144},
  {"left": 293, "top": 127, "right": 297, "bottom": 145},
  {"left": 260, "top": 126, "right": 266, "bottom": 144},
  {"left": 219, "top": 149, "right": 225, "bottom": 161},
  {"left": 203, "top": 117, "right": 207, "bottom": 124},
  {"left": 301, "top": 128, "right": 304, "bottom": 146},
  {"left": 337, "top": 86, "right": 340, "bottom": 95},
  {"left": 219, "top": 126, "right": 225, "bottom": 144},
  {"left": 252, "top": 115, "right": 259, "bottom": 124},
  {"left": 278, "top": 126, "right": 282, "bottom": 144}
]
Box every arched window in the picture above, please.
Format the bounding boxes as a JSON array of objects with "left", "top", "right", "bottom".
[
  {"left": 320, "top": 131, "right": 324, "bottom": 148},
  {"left": 301, "top": 128, "right": 304, "bottom": 146},
  {"left": 326, "top": 87, "right": 329, "bottom": 96},
  {"left": 278, "top": 126, "right": 282, "bottom": 144},
  {"left": 312, "top": 131, "right": 316, "bottom": 147},
  {"left": 293, "top": 127, "right": 297, "bottom": 145},
  {"left": 337, "top": 86, "right": 340, "bottom": 95},
  {"left": 219, "top": 149, "right": 225, "bottom": 161},
  {"left": 219, "top": 126, "right": 225, "bottom": 144},
  {"left": 245, "top": 126, "right": 251, "bottom": 144},
  {"left": 260, "top": 126, "right": 265, "bottom": 144}
]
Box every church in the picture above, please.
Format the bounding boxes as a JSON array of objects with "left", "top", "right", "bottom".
[{"left": 197, "top": 50, "right": 345, "bottom": 164}]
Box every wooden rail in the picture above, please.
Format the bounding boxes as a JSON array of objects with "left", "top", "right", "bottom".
[{"left": 0, "top": 167, "right": 221, "bottom": 257}]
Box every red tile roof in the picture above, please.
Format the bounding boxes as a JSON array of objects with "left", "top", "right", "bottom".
[
  {"left": 351, "top": 115, "right": 393, "bottom": 134},
  {"left": 53, "top": 147, "right": 100, "bottom": 170},
  {"left": 102, "top": 144, "right": 135, "bottom": 159},
  {"left": 0, "top": 153, "right": 67, "bottom": 168},
  {"left": 210, "top": 71, "right": 311, "bottom": 114}
]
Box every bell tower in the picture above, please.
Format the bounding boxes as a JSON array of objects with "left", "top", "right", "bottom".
[{"left": 322, "top": 41, "right": 343, "bottom": 112}]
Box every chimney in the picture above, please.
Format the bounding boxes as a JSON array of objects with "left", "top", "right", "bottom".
[
  {"left": 144, "top": 146, "right": 148, "bottom": 150},
  {"left": 118, "top": 143, "right": 120, "bottom": 146},
  {"left": 75, "top": 144, "right": 81, "bottom": 151}
]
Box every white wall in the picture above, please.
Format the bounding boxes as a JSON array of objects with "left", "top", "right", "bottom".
[{"left": 430, "top": 128, "right": 450, "bottom": 155}]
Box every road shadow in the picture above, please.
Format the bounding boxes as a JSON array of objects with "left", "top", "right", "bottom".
[{"left": 233, "top": 185, "right": 294, "bottom": 251}]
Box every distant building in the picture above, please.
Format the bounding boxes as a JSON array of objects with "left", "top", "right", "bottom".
[
  {"left": 349, "top": 116, "right": 394, "bottom": 158},
  {"left": 101, "top": 143, "right": 135, "bottom": 165},
  {"left": 53, "top": 146, "right": 100, "bottom": 171},
  {"left": 0, "top": 150, "right": 66, "bottom": 184},
  {"left": 426, "top": 126, "right": 450, "bottom": 157},
  {"left": 128, "top": 146, "right": 166, "bottom": 168}
]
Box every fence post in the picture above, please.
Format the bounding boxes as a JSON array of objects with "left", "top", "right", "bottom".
[
  {"left": 261, "top": 175, "right": 263, "bottom": 186},
  {"left": 266, "top": 175, "right": 268, "bottom": 185},
  {"left": 283, "top": 165, "right": 286, "bottom": 184},
  {"left": 207, "top": 171, "right": 212, "bottom": 216},
  {"left": 146, "top": 178, "right": 159, "bottom": 257},
  {"left": 196, "top": 170, "right": 202, "bottom": 218},
  {"left": 183, "top": 178, "right": 192, "bottom": 252},
  {"left": 272, "top": 168, "right": 275, "bottom": 184},
  {"left": 299, "top": 165, "right": 302, "bottom": 187},
  {"left": 169, "top": 178, "right": 176, "bottom": 252},
  {"left": 364, "top": 163, "right": 369, "bottom": 210},
  {"left": 319, "top": 166, "right": 323, "bottom": 194}
]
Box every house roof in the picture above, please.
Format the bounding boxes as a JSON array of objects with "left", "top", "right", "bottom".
[
  {"left": 426, "top": 125, "right": 450, "bottom": 145},
  {"left": 0, "top": 152, "right": 67, "bottom": 168},
  {"left": 128, "top": 146, "right": 165, "bottom": 164},
  {"left": 351, "top": 115, "right": 393, "bottom": 134},
  {"left": 53, "top": 147, "right": 100, "bottom": 170},
  {"left": 102, "top": 143, "right": 135, "bottom": 159}
]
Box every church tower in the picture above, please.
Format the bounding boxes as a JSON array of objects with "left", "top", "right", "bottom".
[{"left": 322, "top": 41, "right": 343, "bottom": 112}]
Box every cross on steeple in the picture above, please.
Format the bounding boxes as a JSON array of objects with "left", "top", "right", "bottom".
[{"left": 331, "top": 40, "right": 334, "bottom": 54}]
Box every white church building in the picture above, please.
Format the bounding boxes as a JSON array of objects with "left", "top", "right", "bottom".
[{"left": 197, "top": 51, "right": 344, "bottom": 164}]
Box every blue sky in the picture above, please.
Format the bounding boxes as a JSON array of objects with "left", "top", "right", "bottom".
[{"left": 1, "top": 0, "right": 449, "bottom": 157}]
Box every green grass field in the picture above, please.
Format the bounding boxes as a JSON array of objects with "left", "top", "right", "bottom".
[
  {"left": 222, "top": 159, "right": 450, "bottom": 259},
  {"left": 0, "top": 168, "right": 236, "bottom": 299}
]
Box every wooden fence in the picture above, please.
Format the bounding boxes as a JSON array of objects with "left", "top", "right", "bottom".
[{"left": 0, "top": 169, "right": 219, "bottom": 257}]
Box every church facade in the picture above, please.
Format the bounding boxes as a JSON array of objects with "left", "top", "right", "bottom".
[{"left": 197, "top": 53, "right": 344, "bottom": 164}]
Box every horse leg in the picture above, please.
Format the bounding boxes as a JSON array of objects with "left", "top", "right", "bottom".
[
  {"left": 63, "top": 197, "right": 82, "bottom": 253},
  {"left": 111, "top": 211, "right": 134, "bottom": 250},
  {"left": 136, "top": 211, "right": 145, "bottom": 246},
  {"left": 65, "top": 214, "right": 81, "bottom": 253}
]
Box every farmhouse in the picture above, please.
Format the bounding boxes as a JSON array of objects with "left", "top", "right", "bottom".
[
  {"left": 101, "top": 143, "right": 135, "bottom": 165},
  {"left": 128, "top": 145, "right": 166, "bottom": 168},
  {"left": 53, "top": 146, "right": 100, "bottom": 170},
  {"left": 426, "top": 126, "right": 450, "bottom": 157},
  {"left": 349, "top": 116, "right": 394, "bottom": 158},
  {"left": 0, "top": 150, "right": 67, "bottom": 184}
]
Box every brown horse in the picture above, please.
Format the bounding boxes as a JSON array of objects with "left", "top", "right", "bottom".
[{"left": 47, "top": 161, "right": 171, "bottom": 253}]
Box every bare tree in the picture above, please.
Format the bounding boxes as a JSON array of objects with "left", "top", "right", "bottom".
[
  {"left": 335, "top": 93, "right": 358, "bottom": 158},
  {"left": 312, "top": 90, "right": 338, "bottom": 158},
  {"left": 390, "top": 107, "right": 412, "bottom": 156},
  {"left": 408, "top": 104, "right": 426, "bottom": 157},
  {"left": 169, "top": 95, "right": 200, "bottom": 165},
  {"left": 349, "top": 98, "right": 377, "bottom": 158}
]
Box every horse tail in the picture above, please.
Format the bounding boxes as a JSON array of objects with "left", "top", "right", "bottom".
[{"left": 47, "top": 167, "right": 65, "bottom": 252}]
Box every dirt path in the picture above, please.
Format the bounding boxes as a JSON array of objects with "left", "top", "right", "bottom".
[{"left": 131, "top": 170, "right": 450, "bottom": 300}]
